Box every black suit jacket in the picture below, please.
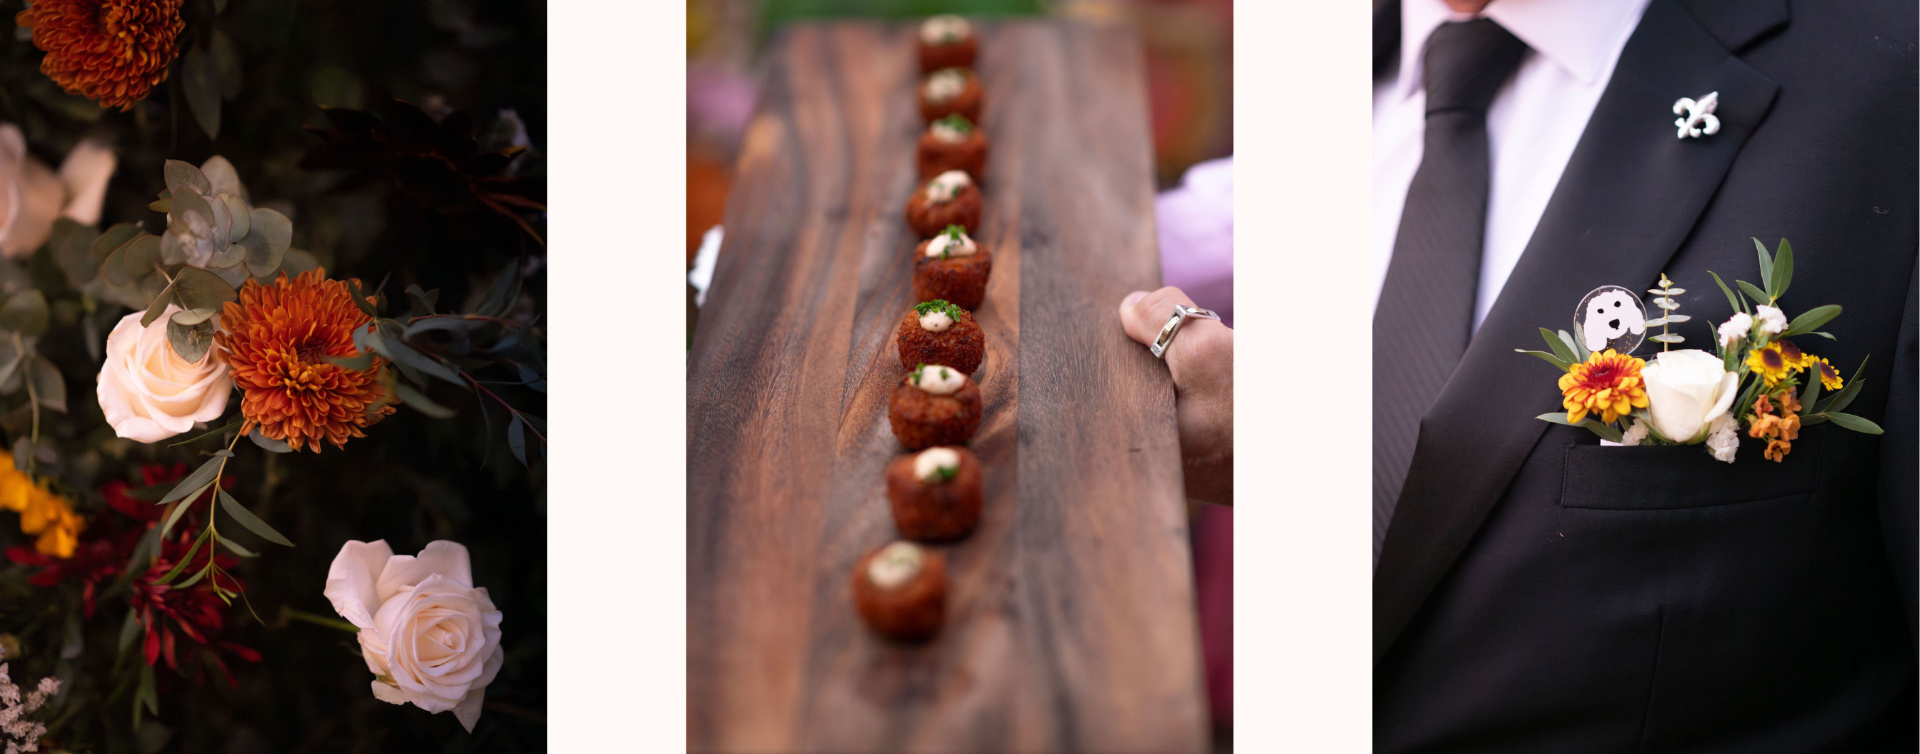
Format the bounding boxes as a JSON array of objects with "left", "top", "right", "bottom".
[{"left": 1374, "top": 1, "right": 1919, "bottom": 751}]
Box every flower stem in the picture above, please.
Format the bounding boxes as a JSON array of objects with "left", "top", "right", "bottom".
[{"left": 283, "top": 607, "right": 360, "bottom": 634}]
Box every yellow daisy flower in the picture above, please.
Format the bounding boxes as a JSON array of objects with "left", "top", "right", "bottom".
[
  {"left": 1746, "top": 342, "right": 1799, "bottom": 387},
  {"left": 1808, "top": 356, "right": 1843, "bottom": 391}
]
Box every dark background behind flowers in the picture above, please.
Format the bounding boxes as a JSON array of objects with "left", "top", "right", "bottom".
[{"left": 0, "top": 0, "right": 546, "bottom": 751}]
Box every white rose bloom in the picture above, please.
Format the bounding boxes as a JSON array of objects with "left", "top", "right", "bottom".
[
  {"left": 1717, "top": 311, "right": 1753, "bottom": 348},
  {"left": 0, "top": 123, "right": 116, "bottom": 258},
  {"left": 96, "top": 306, "right": 232, "bottom": 443},
  {"left": 1706, "top": 413, "right": 1739, "bottom": 463},
  {"left": 1640, "top": 349, "right": 1738, "bottom": 444},
  {"left": 1754, "top": 305, "right": 1788, "bottom": 336},
  {"left": 326, "top": 540, "right": 505, "bottom": 733},
  {"left": 1619, "top": 419, "right": 1650, "bottom": 447}
]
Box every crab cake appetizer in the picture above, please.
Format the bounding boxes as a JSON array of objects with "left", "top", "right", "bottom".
[
  {"left": 896, "top": 299, "right": 985, "bottom": 374},
  {"left": 918, "top": 67, "right": 982, "bottom": 124},
  {"left": 912, "top": 225, "right": 992, "bottom": 310},
  {"left": 886, "top": 446, "right": 983, "bottom": 541},
  {"left": 889, "top": 363, "right": 983, "bottom": 450},
  {"left": 905, "top": 170, "right": 982, "bottom": 239},
  {"left": 918, "top": 114, "right": 987, "bottom": 181},
  {"left": 852, "top": 541, "right": 947, "bottom": 640},
  {"left": 917, "top": 15, "right": 976, "bottom": 73}
]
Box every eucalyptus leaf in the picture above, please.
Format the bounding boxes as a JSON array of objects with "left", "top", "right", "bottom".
[
  {"left": 0, "top": 290, "right": 50, "bottom": 336},
  {"left": 405, "top": 284, "right": 438, "bottom": 317},
  {"left": 393, "top": 381, "right": 456, "bottom": 418},
  {"left": 475, "top": 259, "right": 521, "bottom": 318},
  {"left": 241, "top": 208, "right": 291, "bottom": 277},
  {"left": 248, "top": 430, "right": 291, "bottom": 453},
  {"left": 507, "top": 414, "right": 527, "bottom": 465},
  {"left": 368, "top": 325, "right": 462, "bottom": 386},
  {"left": 182, "top": 46, "right": 222, "bottom": 139},
  {"left": 163, "top": 160, "right": 211, "bottom": 196},
  {"left": 210, "top": 28, "right": 242, "bottom": 99},
  {"left": 160, "top": 455, "right": 226, "bottom": 505},
  {"left": 1536, "top": 412, "right": 1625, "bottom": 443},
  {"left": 28, "top": 356, "right": 65, "bottom": 412},
  {"left": 158, "top": 491, "right": 203, "bottom": 540},
  {"left": 52, "top": 218, "right": 101, "bottom": 284},
  {"left": 106, "top": 234, "right": 162, "bottom": 287},
  {"left": 217, "top": 489, "right": 293, "bottom": 547},
  {"left": 166, "top": 317, "right": 215, "bottom": 363},
  {"left": 173, "top": 266, "right": 238, "bottom": 311},
  {"left": 216, "top": 533, "right": 259, "bottom": 558},
  {"left": 139, "top": 274, "right": 181, "bottom": 327},
  {"left": 117, "top": 608, "right": 141, "bottom": 654},
  {"left": 518, "top": 363, "right": 546, "bottom": 392}
]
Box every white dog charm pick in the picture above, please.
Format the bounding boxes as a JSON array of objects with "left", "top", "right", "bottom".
[
  {"left": 1575, "top": 286, "right": 1648, "bottom": 354},
  {"left": 1673, "top": 91, "right": 1720, "bottom": 139}
]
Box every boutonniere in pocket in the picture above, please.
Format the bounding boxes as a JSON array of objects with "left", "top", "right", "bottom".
[{"left": 1518, "top": 238, "right": 1883, "bottom": 463}]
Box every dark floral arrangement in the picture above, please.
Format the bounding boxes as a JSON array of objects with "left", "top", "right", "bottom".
[{"left": 0, "top": 0, "right": 546, "bottom": 749}]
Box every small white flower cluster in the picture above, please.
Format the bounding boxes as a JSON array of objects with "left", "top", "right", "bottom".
[
  {"left": 1619, "top": 418, "right": 1651, "bottom": 446},
  {"left": 0, "top": 649, "right": 59, "bottom": 754},
  {"left": 1718, "top": 305, "right": 1788, "bottom": 349},
  {"left": 1706, "top": 414, "right": 1740, "bottom": 463}
]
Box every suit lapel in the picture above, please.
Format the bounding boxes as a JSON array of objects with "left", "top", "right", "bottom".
[
  {"left": 1373, "top": 0, "right": 1782, "bottom": 662},
  {"left": 1374, "top": 0, "right": 1400, "bottom": 78}
]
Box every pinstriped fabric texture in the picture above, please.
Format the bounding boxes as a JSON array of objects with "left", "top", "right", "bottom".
[{"left": 1374, "top": 19, "right": 1527, "bottom": 560}]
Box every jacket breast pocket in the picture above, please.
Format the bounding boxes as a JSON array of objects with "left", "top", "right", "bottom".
[{"left": 1557, "top": 429, "right": 1823, "bottom": 511}]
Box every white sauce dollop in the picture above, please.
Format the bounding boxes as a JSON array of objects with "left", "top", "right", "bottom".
[
  {"left": 924, "top": 230, "right": 978, "bottom": 258},
  {"left": 924, "top": 69, "right": 967, "bottom": 104},
  {"left": 914, "top": 447, "right": 962, "bottom": 483},
  {"left": 918, "top": 309, "right": 955, "bottom": 332},
  {"left": 868, "top": 541, "right": 925, "bottom": 589},
  {"left": 920, "top": 15, "right": 972, "bottom": 45},
  {"left": 912, "top": 363, "right": 967, "bottom": 396},
  {"left": 929, "top": 119, "right": 970, "bottom": 144},
  {"left": 923, "top": 170, "right": 972, "bottom": 204}
]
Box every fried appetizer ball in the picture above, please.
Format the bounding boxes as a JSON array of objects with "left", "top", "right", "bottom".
[
  {"left": 886, "top": 446, "right": 984, "bottom": 541},
  {"left": 896, "top": 300, "right": 985, "bottom": 374},
  {"left": 905, "top": 170, "right": 982, "bottom": 239},
  {"left": 889, "top": 363, "right": 983, "bottom": 450},
  {"left": 918, "top": 67, "right": 982, "bottom": 124},
  {"left": 918, "top": 114, "right": 988, "bottom": 181},
  {"left": 912, "top": 226, "right": 993, "bottom": 310},
  {"left": 918, "top": 15, "right": 977, "bottom": 73},
  {"left": 852, "top": 541, "right": 947, "bottom": 640}
]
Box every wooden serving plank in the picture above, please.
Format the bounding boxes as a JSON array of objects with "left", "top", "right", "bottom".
[{"left": 686, "top": 20, "right": 1205, "bottom": 754}]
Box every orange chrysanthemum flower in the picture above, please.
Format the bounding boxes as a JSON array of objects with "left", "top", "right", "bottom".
[
  {"left": 15, "top": 0, "right": 185, "bottom": 110},
  {"left": 1558, "top": 349, "right": 1650, "bottom": 424},
  {"left": 214, "top": 269, "right": 396, "bottom": 452}
]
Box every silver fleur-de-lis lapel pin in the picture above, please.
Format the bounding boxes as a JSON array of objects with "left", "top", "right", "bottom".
[{"left": 1672, "top": 91, "right": 1720, "bottom": 139}]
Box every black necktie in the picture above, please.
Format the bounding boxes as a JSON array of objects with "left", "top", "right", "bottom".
[{"left": 1373, "top": 19, "right": 1528, "bottom": 560}]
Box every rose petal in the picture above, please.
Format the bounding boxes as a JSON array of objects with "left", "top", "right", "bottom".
[
  {"left": 370, "top": 679, "right": 408, "bottom": 706},
  {"left": 376, "top": 540, "right": 474, "bottom": 599},
  {"left": 326, "top": 540, "right": 393, "bottom": 630}
]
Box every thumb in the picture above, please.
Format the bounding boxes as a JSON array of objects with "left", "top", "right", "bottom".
[{"left": 1118, "top": 286, "right": 1199, "bottom": 346}]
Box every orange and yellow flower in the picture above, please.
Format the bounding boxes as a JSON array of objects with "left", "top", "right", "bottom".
[
  {"left": 1558, "top": 349, "right": 1650, "bottom": 424},
  {"left": 0, "top": 466, "right": 83, "bottom": 558},
  {"left": 1808, "top": 356, "right": 1843, "bottom": 391},
  {"left": 1747, "top": 391, "right": 1803, "bottom": 462},
  {"left": 214, "top": 269, "right": 396, "bottom": 452},
  {"left": 1746, "top": 341, "right": 1802, "bottom": 387},
  {"left": 15, "top": 0, "right": 185, "bottom": 110}
]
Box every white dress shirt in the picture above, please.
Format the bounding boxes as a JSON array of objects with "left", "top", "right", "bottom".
[{"left": 1372, "top": 0, "right": 1652, "bottom": 330}]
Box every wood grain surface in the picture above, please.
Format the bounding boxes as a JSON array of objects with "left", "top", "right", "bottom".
[{"left": 686, "top": 20, "right": 1205, "bottom": 753}]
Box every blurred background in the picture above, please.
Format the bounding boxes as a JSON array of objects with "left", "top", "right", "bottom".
[{"left": 687, "top": 1, "right": 1234, "bottom": 749}]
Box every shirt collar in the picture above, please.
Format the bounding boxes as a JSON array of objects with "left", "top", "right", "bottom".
[{"left": 1392, "top": 0, "right": 1650, "bottom": 101}]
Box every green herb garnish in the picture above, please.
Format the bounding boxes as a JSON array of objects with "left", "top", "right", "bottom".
[
  {"left": 913, "top": 362, "right": 927, "bottom": 383},
  {"left": 933, "top": 465, "right": 959, "bottom": 483},
  {"left": 913, "top": 299, "right": 964, "bottom": 321},
  {"left": 934, "top": 114, "right": 973, "bottom": 134}
]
